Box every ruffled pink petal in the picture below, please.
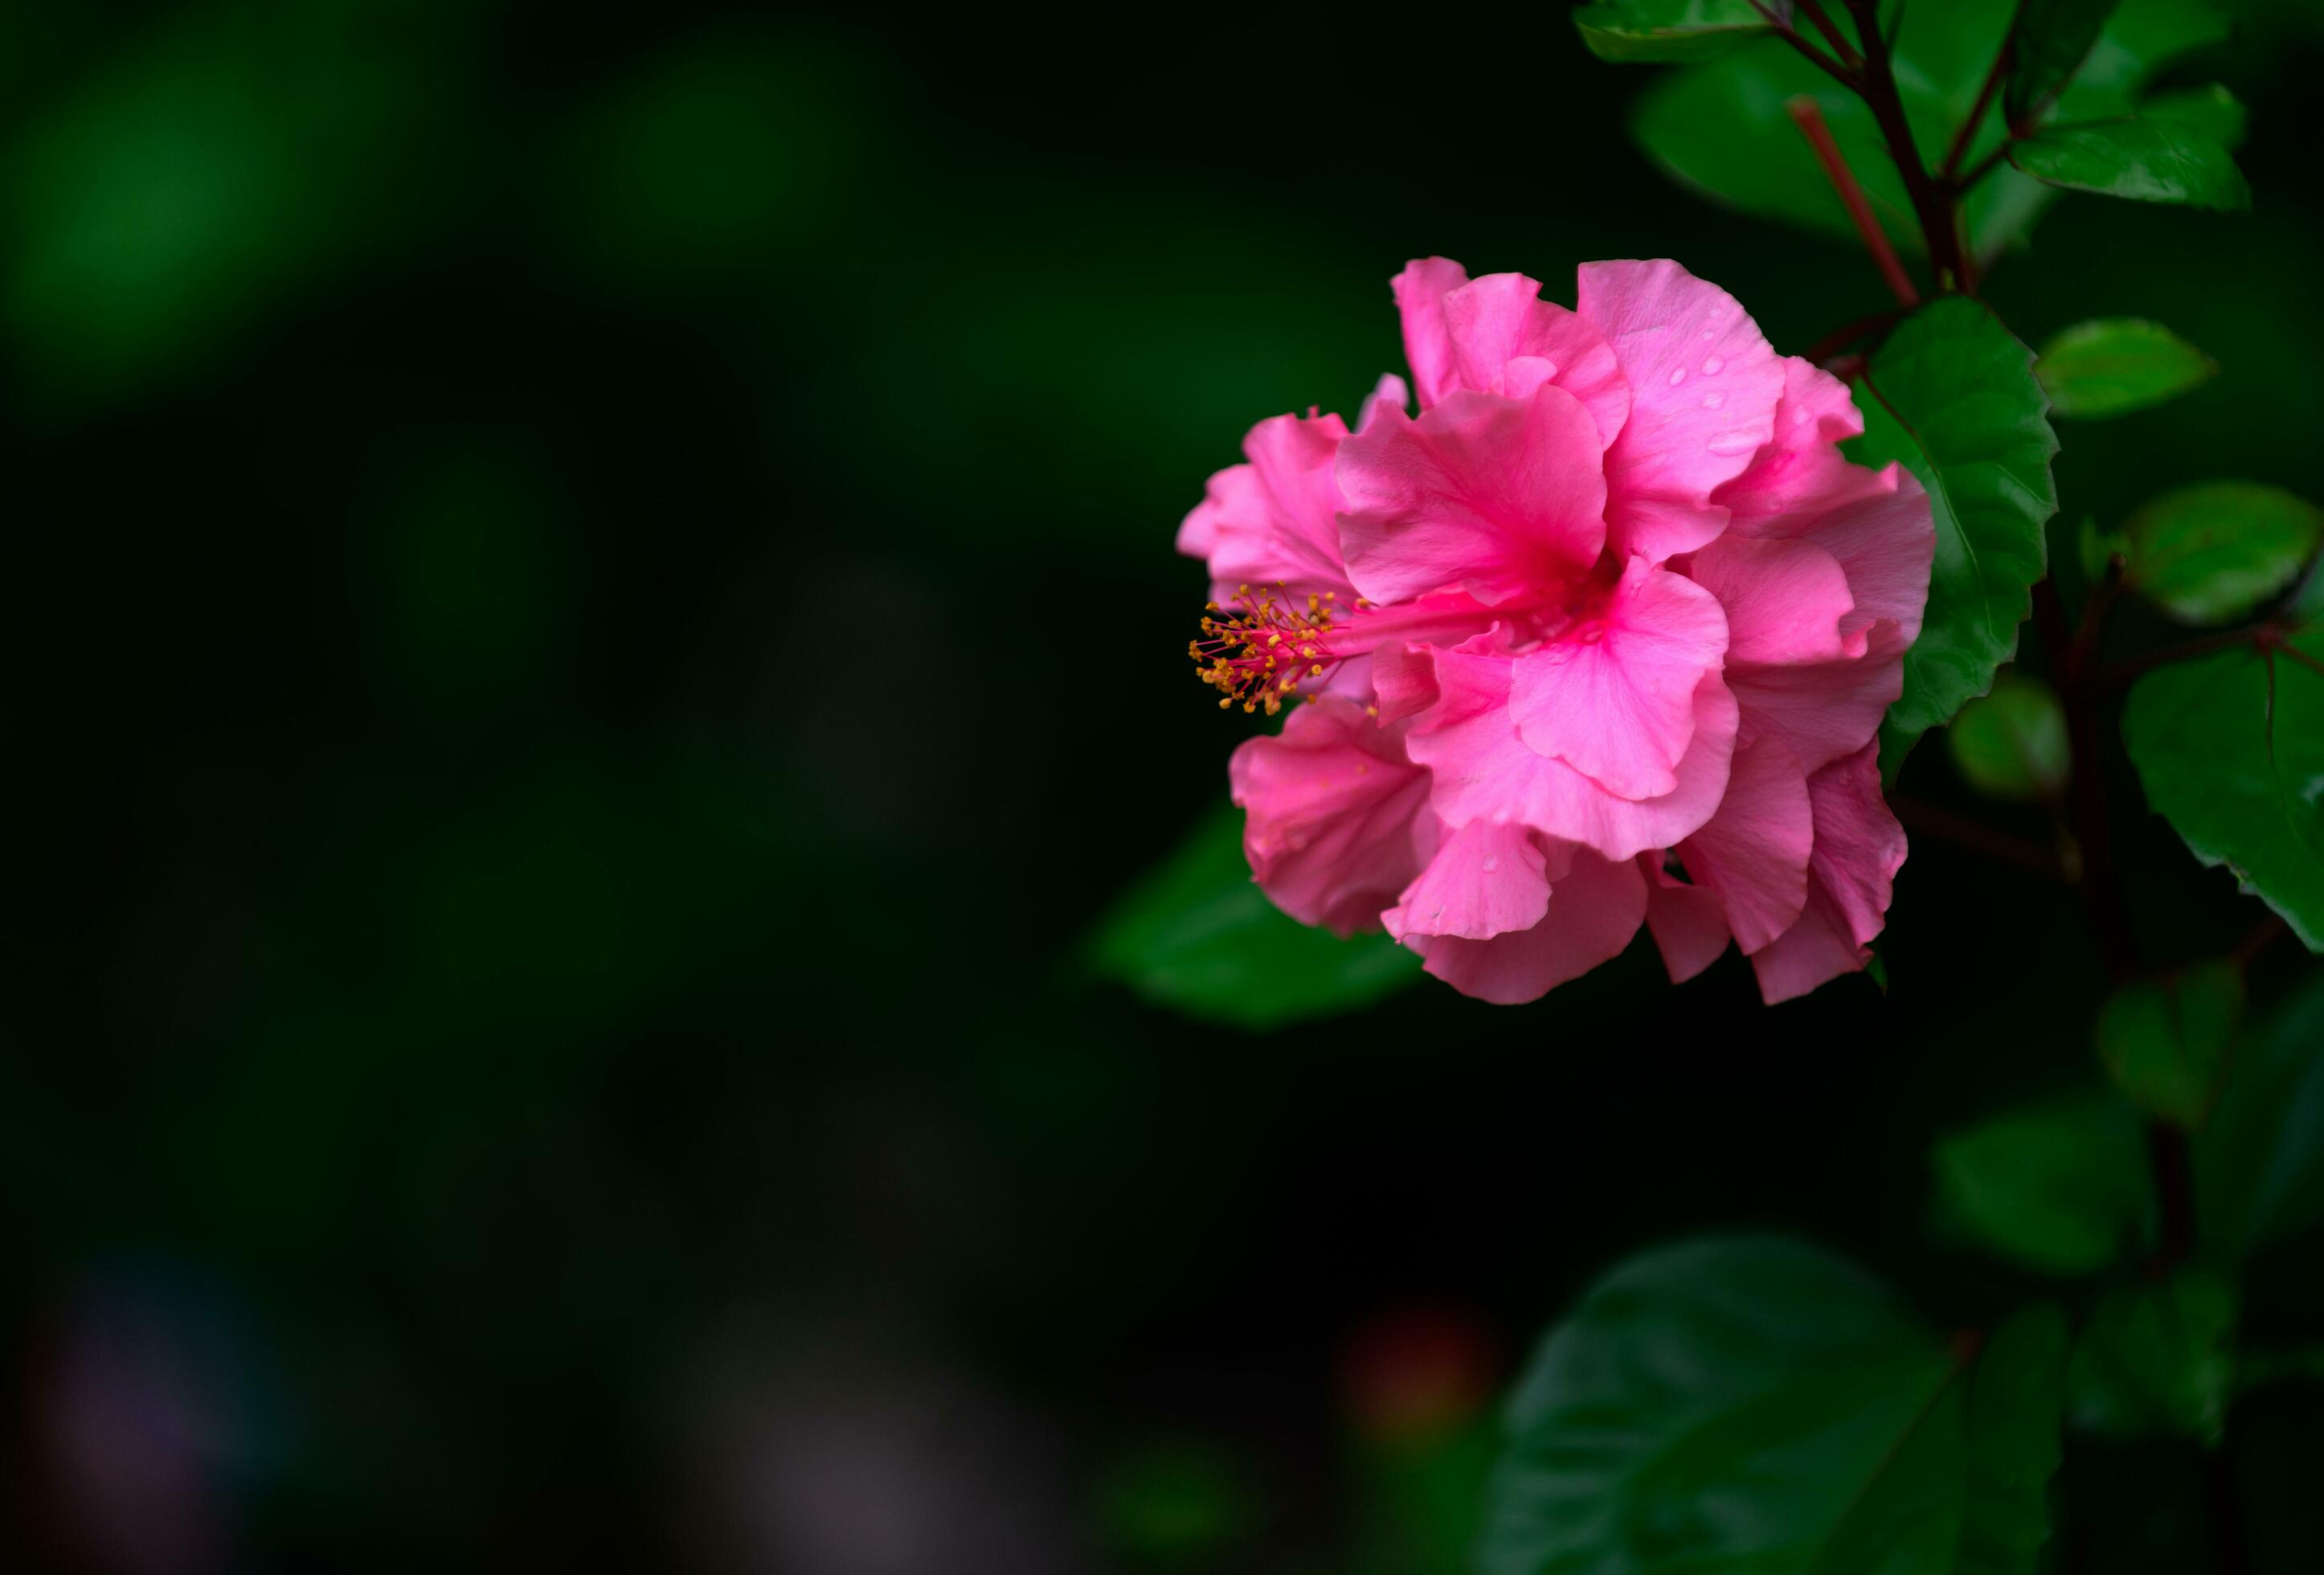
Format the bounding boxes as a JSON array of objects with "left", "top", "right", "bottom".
[
  {"left": 1795, "top": 468, "right": 1933, "bottom": 646},
  {"left": 1713, "top": 357, "right": 1890, "bottom": 535},
  {"left": 1391, "top": 260, "right": 1632, "bottom": 444},
  {"left": 1684, "top": 532, "right": 1860, "bottom": 665},
  {"left": 1673, "top": 735, "right": 1813, "bottom": 954},
  {"left": 1749, "top": 739, "right": 1908, "bottom": 1004},
  {"left": 1366, "top": 372, "right": 1411, "bottom": 423},
  {"left": 1725, "top": 620, "right": 1909, "bottom": 776},
  {"left": 1577, "top": 260, "right": 1786, "bottom": 562},
  {"left": 1383, "top": 820, "right": 1557, "bottom": 942},
  {"left": 1230, "top": 696, "right": 1438, "bottom": 936},
  {"left": 1407, "top": 644, "right": 1740, "bottom": 862},
  {"left": 1180, "top": 408, "right": 1358, "bottom": 604},
  {"left": 1508, "top": 558, "right": 1730, "bottom": 799},
  {"left": 1336, "top": 385, "right": 1608, "bottom": 608},
  {"left": 1401, "top": 845, "right": 1647, "bottom": 1004},
  {"left": 1639, "top": 856, "right": 1732, "bottom": 984},
  {"left": 1393, "top": 257, "right": 1475, "bottom": 411}
]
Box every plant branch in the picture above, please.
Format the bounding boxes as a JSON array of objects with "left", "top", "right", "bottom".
[
  {"left": 1941, "top": 37, "right": 2013, "bottom": 182},
  {"left": 1958, "top": 141, "right": 2014, "bottom": 191},
  {"left": 1892, "top": 796, "right": 2067, "bottom": 881},
  {"left": 2097, "top": 620, "right": 2305, "bottom": 689},
  {"left": 1745, "top": 0, "right": 1859, "bottom": 87},
  {"left": 2230, "top": 912, "right": 2292, "bottom": 968},
  {"left": 1842, "top": 0, "right": 1966, "bottom": 292},
  {"left": 1790, "top": 0, "right": 1864, "bottom": 68},
  {"left": 1805, "top": 307, "right": 1905, "bottom": 364},
  {"left": 1786, "top": 97, "right": 1921, "bottom": 306},
  {"left": 2035, "top": 579, "right": 2140, "bottom": 982}
]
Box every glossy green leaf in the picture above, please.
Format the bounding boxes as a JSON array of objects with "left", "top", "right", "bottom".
[
  {"left": 1948, "top": 673, "right": 2070, "bottom": 801},
  {"left": 2195, "top": 972, "right": 2324, "bottom": 1254},
  {"left": 2097, "top": 960, "right": 2243, "bottom": 1127},
  {"left": 1629, "top": 1, "right": 2236, "bottom": 262},
  {"left": 1848, "top": 297, "right": 2058, "bottom": 769},
  {"left": 2008, "top": 0, "right": 2124, "bottom": 125},
  {"left": 1089, "top": 805, "right": 1418, "bottom": 1029},
  {"left": 1574, "top": 1, "right": 1773, "bottom": 63},
  {"left": 2035, "top": 318, "right": 2216, "bottom": 419},
  {"left": 1630, "top": 41, "right": 1917, "bottom": 252},
  {"left": 2122, "top": 628, "right": 2324, "bottom": 949},
  {"left": 2141, "top": 81, "right": 2247, "bottom": 150},
  {"left": 2008, "top": 117, "right": 2249, "bottom": 210},
  {"left": 1479, "top": 1238, "right": 2064, "bottom": 1575},
  {"left": 2068, "top": 1267, "right": 2238, "bottom": 1446},
  {"left": 1932, "top": 1094, "right": 2154, "bottom": 1275},
  {"left": 2119, "top": 482, "right": 2324, "bottom": 625}
]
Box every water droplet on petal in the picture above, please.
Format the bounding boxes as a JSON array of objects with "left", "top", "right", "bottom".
[
  {"left": 1701, "top": 355, "right": 1724, "bottom": 375},
  {"left": 1667, "top": 367, "right": 1688, "bottom": 386},
  {"left": 1707, "top": 430, "right": 1758, "bottom": 456},
  {"left": 1702, "top": 391, "right": 1725, "bottom": 409}
]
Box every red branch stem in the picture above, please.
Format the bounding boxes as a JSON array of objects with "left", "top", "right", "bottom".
[{"left": 1786, "top": 97, "right": 1921, "bottom": 306}]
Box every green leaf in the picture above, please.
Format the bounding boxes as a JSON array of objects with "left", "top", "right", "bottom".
[
  {"left": 1573, "top": 1, "right": 1773, "bottom": 63},
  {"left": 1847, "top": 297, "right": 2059, "bottom": 770},
  {"left": 2097, "top": 960, "right": 2243, "bottom": 1127},
  {"left": 2008, "top": 0, "right": 2125, "bottom": 126},
  {"left": 1959, "top": 1307, "right": 2072, "bottom": 1575},
  {"left": 2035, "top": 318, "right": 2216, "bottom": 419},
  {"left": 1630, "top": 41, "right": 1918, "bottom": 252},
  {"left": 1626, "top": 2, "right": 2235, "bottom": 263},
  {"left": 1932, "top": 1094, "right": 2154, "bottom": 1276},
  {"left": 1479, "top": 1237, "right": 2064, "bottom": 1575},
  {"left": 2008, "top": 117, "right": 2250, "bottom": 210},
  {"left": 2068, "top": 1267, "right": 2239, "bottom": 1446},
  {"left": 1948, "top": 673, "right": 2070, "bottom": 802},
  {"left": 1089, "top": 805, "right": 1418, "bottom": 1029},
  {"left": 2121, "top": 628, "right": 2324, "bottom": 949},
  {"left": 2119, "top": 482, "right": 2324, "bottom": 626},
  {"left": 2195, "top": 971, "right": 2324, "bottom": 1254},
  {"left": 2141, "top": 82, "right": 2248, "bottom": 150}
]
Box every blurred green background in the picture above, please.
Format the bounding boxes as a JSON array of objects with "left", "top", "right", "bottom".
[{"left": 5, "top": 2, "right": 2324, "bottom": 1570}]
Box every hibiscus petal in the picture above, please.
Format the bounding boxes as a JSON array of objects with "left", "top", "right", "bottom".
[
  {"left": 1392, "top": 260, "right": 1632, "bottom": 443},
  {"left": 1725, "top": 620, "right": 1909, "bottom": 776},
  {"left": 1409, "top": 648, "right": 1741, "bottom": 862},
  {"left": 1797, "top": 468, "right": 1935, "bottom": 645},
  {"left": 1684, "top": 532, "right": 1860, "bottom": 665},
  {"left": 1336, "top": 385, "right": 1608, "bottom": 608},
  {"left": 1713, "top": 356, "right": 1890, "bottom": 535},
  {"left": 1401, "top": 847, "right": 1647, "bottom": 1004},
  {"left": 1674, "top": 735, "right": 1814, "bottom": 954},
  {"left": 1384, "top": 820, "right": 1559, "bottom": 942},
  {"left": 1577, "top": 259, "right": 1786, "bottom": 562},
  {"left": 1230, "top": 696, "right": 1438, "bottom": 936},
  {"left": 1639, "top": 855, "right": 1732, "bottom": 984},
  {"left": 1393, "top": 257, "right": 1475, "bottom": 411},
  {"left": 1181, "top": 408, "right": 1358, "bottom": 603},
  {"left": 1508, "top": 558, "right": 1730, "bottom": 799},
  {"left": 1749, "top": 739, "right": 1909, "bottom": 1004}
]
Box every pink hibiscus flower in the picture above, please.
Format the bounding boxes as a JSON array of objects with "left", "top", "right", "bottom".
[{"left": 1179, "top": 258, "right": 1934, "bottom": 1004}]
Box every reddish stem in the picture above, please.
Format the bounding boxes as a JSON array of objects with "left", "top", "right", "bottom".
[
  {"left": 1941, "top": 36, "right": 2013, "bottom": 182},
  {"left": 1791, "top": 0, "right": 1864, "bottom": 68},
  {"left": 1786, "top": 96, "right": 1921, "bottom": 307}
]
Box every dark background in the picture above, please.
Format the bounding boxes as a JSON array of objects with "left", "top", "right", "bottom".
[{"left": 5, "top": 2, "right": 2323, "bottom": 1570}]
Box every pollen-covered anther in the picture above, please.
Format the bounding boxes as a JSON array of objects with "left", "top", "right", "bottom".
[{"left": 1188, "top": 582, "right": 1344, "bottom": 717}]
